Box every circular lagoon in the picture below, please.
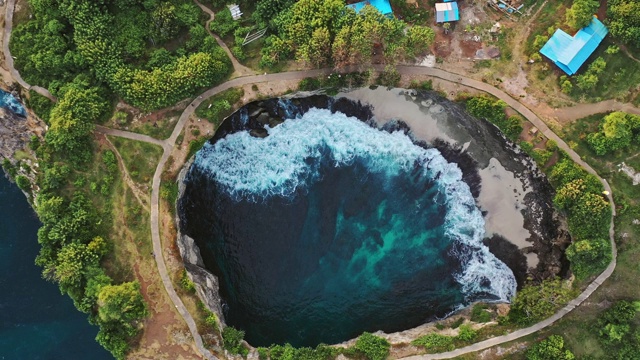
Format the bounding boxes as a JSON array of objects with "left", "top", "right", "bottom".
[{"left": 178, "top": 90, "right": 566, "bottom": 347}]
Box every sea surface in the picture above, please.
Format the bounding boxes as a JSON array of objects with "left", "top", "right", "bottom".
[
  {"left": 180, "top": 106, "right": 516, "bottom": 347},
  {"left": 0, "top": 175, "right": 111, "bottom": 359}
]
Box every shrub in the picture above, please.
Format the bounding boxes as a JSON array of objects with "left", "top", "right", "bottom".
[
  {"left": 187, "top": 138, "right": 208, "bottom": 160},
  {"left": 205, "top": 313, "right": 218, "bottom": 329},
  {"left": 450, "top": 317, "right": 464, "bottom": 329},
  {"left": 180, "top": 270, "right": 196, "bottom": 292},
  {"left": 354, "top": 332, "right": 390, "bottom": 360},
  {"left": 113, "top": 111, "right": 128, "bottom": 125},
  {"left": 299, "top": 77, "right": 322, "bottom": 91},
  {"left": 565, "top": 238, "right": 612, "bottom": 279},
  {"left": 376, "top": 65, "right": 401, "bottom": 87},
  {"left": 471, "top": 304, "right": 492, "bottom": 323},
  {"left": 257, "top": 347, "right": 269, "bottom": 360},
  {"left": 2, "top": 159, "right": 17, "bottom": 178},
  {"left": 222, "top": 326, "right": 247, "bottom": 356},
  {"left": 526, "top": 335, "right": 575, "bottom": 360},
  {"left": 15, "top": 175, "right": 31, "bottom": 191},
  {"left": 210, "top": 8, "right": 238, "bottom": 37},
  {"left": 456, "top": 324, "right": 477, "bottom": 342},
  {"left": 411, "top": 333, "right": 454, "bottom": 352},
  {"left": 508, "top": 278, "right": 575, "bottom": 325}
]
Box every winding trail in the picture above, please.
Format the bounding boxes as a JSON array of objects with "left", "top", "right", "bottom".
[
  {"left": 102, "top": 135, "right": 150, "bottom": 212},
  {"left": 552, "top": 99, "right": 640, "bottom": 123},
  {"left": 193, "top": 0, "right": 256, "bottom": 77},
  {"left": 97, "top": 65, "right": 617, "bottom": 360},
  {"left": 95, "top": 125, "right": 166, "bottom": 147},
  {"left": 3, "top": 0, "right": 56, "bottom": 101}
]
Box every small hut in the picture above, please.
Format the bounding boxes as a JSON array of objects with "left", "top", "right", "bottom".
[
  {"left": 435, "top": 2, "right": 460, "bottom": 23},
  {"left": 539, "top": 16, "right": 608, "bottom": 75}
]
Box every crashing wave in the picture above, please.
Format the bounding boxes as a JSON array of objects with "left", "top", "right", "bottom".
[{"left": 191, "top": 108, "right": 516, "bottom": 301}]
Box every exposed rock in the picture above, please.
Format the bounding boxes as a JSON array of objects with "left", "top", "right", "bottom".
[
  {"left": 268, "top": 118, "right": 284, "bottom": 128},
  {"left": 176, "top": 162, "right": 226, "bottom": 326},
  {"left": 0, "top": 108, "right": 31, "bottom": 160},
  {"left": 255, "top": 112, "right": 270, "bottom": 125},
  {"left": 249, "top": 128, "right": 268, "bottom": 138}
]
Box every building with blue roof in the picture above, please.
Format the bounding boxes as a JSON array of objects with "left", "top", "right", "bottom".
[
  {"left": 539, "top": 16, "right": 608, "bottom": 75},
  {"left": 346, "top": 0, "right": 393, "bottom": 16},
  {"left": 435, "top": 2, "right": 460, "bottom": 23}
]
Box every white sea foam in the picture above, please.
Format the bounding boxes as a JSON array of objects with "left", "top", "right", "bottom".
[{"left": 192, "top": 108, "right": 516, "bottom": 301}]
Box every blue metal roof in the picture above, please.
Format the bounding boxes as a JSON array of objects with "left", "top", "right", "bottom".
[
  {"left": 539, "top": 17, "right": 608, "bottom": 75},
  {"left": 435, "top": 2, "right": 459, "bottom": 23},
  {"left": 346, "top": 0, "right": 393, "bottom": 16}
]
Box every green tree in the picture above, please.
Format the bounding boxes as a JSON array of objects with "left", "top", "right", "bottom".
[
  {"left": 509, "top": 279, "right": 575, "bottom": 325},
  {"left": 607, "top": 0, "right": 640, "bottom": 47},
  {"left": 405, "top": 25, "right": 436, "bottom": 57},
  {"left": 300, "top": 27, "right": 332, "bottom": 67},
  {"left": 253, "top": 0, "right": 295, "bottom": 29},
  {"left": 45, "top": 84, "right": 109, "bottom": 162},
  {"left": 565, "top": 0, "right": 598, "bottom": 29},
  {"left": 97, "top": 282, "right": 147, "bottom": 324},
  {"left": 15, "top": 175, "right": 31, "bottom": 191},
  {"left": 526, "top": 335, "right": 575, "bottom": 360},
  {"left": 565, "top": 238, "right": 611, "bottom": 279}
]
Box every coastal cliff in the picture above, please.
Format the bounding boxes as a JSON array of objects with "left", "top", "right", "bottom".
[
  {"left": 0, "top": 101, "right": 45, "bottom": 198},
  {"left": 175, "top": 90, "right": 571, "bottom": 347}
]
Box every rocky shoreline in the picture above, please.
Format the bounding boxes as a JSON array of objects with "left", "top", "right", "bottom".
[
  {"left": 175, "top": 89, "right": 570, "bottom": 348},
  {"left": 176, "top": 158, "right": 226, "bottom": 327}
]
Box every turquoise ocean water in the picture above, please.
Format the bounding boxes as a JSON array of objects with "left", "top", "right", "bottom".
[{"left": 0, "top": 175, "right": 112, "bottom": 359}]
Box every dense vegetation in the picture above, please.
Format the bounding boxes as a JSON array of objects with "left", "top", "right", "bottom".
[
  {"left": 508, "top": 278, "right": 576, "bottom": 325},
  {"left": 11, "top": 0, "right": 231, "bottom": 110},
  {"left": 465, "top": 96, "right": 523, "bottom": 140},
  {"left": 251, "top": 0, "right": 434, "bottom": 68},
  {"left": 550, "top": 156, "right": 612, "bottom": 278},
  {"left": 587, "top": 111, "right": 640, "bottom": 156},
  {"left": 33, "top": 149, "right": 148, "bottom": 359},
  {"left": 607, "top": 0, "right": 640, "bottom": 48},
  {"left": 7, "top": 0, "right": 234, "bottom": 357},
  {"left": 411, "top": 324, "right": 478, "bottom": 354}
]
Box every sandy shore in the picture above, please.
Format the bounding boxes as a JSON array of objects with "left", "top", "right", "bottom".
[{"left": 339, "top": 87, "right": 562, "bottom": 271}]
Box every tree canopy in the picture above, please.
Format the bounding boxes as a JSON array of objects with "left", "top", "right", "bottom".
[
  {"left": 607, "top": 0, "right": 640, "bottom": 48},
  {"left": 259, "top": 0, "right": 435, "bottom": 68},
  {"left": 565, "top": 0, "right": 598, "bottom": 30}
]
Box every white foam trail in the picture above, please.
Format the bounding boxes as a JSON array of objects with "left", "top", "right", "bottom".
[{"left": 192, "top": 108, "right": 516, "bottom": 301}]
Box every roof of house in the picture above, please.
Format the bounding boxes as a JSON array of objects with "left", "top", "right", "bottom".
[
  {"left": 539, "top": 16, "right": 608, "bottom": 75},
  {"left": 346, "top": 0, "right": 393, "bottom": 16},
  {"left": 435, "top": 2, "right": 460, "bottom": 23}
]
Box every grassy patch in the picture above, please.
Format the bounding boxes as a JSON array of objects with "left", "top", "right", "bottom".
[
  {"left": 110, "top": 137, "right": 163, "bottom": 185},
  {"left": 195, "top": 88, "right": 245, "bottom": 125},
  {"left": 187, "top": 137, "right": 208, "bottom": 161},
  {"left": 109, "top": 109, "right": 181, "bottom": 140}
]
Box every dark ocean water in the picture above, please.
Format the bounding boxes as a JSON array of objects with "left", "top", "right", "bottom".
[
  {"left": 0, "top": 175, "right": 112, "bottom": 359},
  {"left": 180, "top": 107, "right": 516, "bottom": 347}
]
